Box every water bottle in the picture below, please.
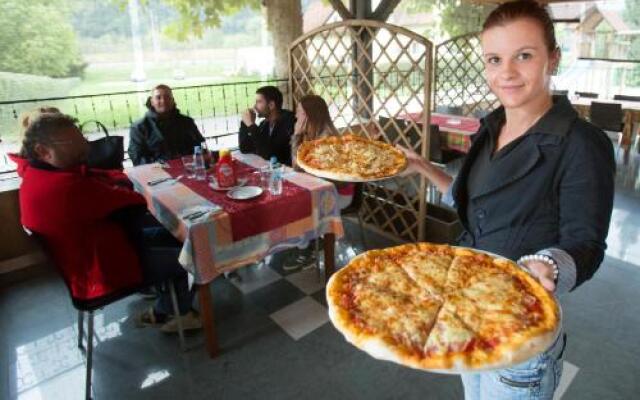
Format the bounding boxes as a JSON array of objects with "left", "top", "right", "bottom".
[
  {"left": 193, "top": 146, "right": 207, "bottom": 181},
  {"left": 269, "top": 156, "right": 283, "bottom": 195},
  {"left": 200, "top": 140, "right": 211, "bottom": 169}
]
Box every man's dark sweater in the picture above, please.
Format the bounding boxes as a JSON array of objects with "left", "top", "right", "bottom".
[{"left": 238, "top": 109, "right": 295, "bottom": 166}]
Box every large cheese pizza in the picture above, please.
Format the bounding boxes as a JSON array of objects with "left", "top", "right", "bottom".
[
  {"left": 296, "top": 134, "right": 407, "bottom": 182},
  {"left": 326, "top": 243, "right": 560, "bottom": 372}
]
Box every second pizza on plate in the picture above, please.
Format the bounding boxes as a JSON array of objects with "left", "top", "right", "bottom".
[
  {"left": 296, "top": 134, "right": 408, "bottom": 182},
  {"left": 326, "top": 243, "right": 561, "bottom": 373}
]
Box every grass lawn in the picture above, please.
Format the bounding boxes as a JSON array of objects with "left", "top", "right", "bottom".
[{"left": 0, "top": 62, "right": 279, "bottom": 143}]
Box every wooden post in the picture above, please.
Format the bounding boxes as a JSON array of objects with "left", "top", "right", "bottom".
[
  {"left": 350, "top": 0, "right": 374, "bottom": 121},
  {"left": 324, "top": 233, "right": 336, "bottom": 281},
  {"left": 197, "top": 284, "right": 219, "bottom": 358}
]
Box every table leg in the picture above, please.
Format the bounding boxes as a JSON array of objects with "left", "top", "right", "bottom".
[
  {"left": 197, "top": 283, "right": 219, "bottom": 358},
  {"left": 323, "top": 233, "right": 336, "bottom": 283}
]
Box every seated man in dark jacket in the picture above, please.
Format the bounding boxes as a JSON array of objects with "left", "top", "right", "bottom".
[
  {"left": 128, "top": 84, "right": 205, "bottom": 166},
  {"left": 238, "top": 85, "right": 295, "bottom": 166}
]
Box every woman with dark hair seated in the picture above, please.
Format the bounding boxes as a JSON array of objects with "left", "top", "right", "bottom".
[
  {"left": 10, "top": 112, "right": 201, "bottom": 332},
  {"left": 128, "top": 84, "right": 205, "bottom": 166}
]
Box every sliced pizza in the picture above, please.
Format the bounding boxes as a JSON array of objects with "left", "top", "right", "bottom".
[
  {"left": 326, "top": 243, "right": 561, "bottom": 372},
  {"left": 296, "top": 134, "right": 407, "bottom": 181}
]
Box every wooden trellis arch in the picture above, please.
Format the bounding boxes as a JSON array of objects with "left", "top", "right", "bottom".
[
  {"left": 434, "top": 33, "right": 500, "bottom": 117},
  {"left": 289, "top": 20, "right": 433, "bottom": 242}
]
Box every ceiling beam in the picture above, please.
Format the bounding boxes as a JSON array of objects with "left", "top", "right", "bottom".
[
  {"left": 328, "top": 0, "right": 354, "bottom": 20},
  {"left": 371, "top": 0, "right": 402, "bottom": 22}
]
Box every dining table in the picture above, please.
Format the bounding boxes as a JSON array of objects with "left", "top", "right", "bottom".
[
  {"left": 570, "top": 97, "right": 640, "bottom": 163},
  {"left": 126, "top": 152, "right": 344, "bottom": 358}
]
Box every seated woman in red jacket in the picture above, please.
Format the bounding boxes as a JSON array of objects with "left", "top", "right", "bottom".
[{"left": 11, "top": 112, "right": 200, "bottom": 332}]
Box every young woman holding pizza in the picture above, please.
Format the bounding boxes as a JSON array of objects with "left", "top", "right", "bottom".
[{"left": 401, "top": 1, "right": 615, "bottom": 398}]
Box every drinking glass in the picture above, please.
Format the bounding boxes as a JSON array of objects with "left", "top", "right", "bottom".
[{"left": 182, "top": 156, "right": 195, "bottom": 179}]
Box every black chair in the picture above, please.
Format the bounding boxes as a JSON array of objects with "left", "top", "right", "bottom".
[
  {"left": 24, "top": 228, "right": 186, "bottom": 400},
  {"left": 590, "top": 102, "right": 624, "bottom": 142},
  {"left": 435, "top": 105, "right": 464, "bottom": 116},
  {"left": 552, "top": 90, "right": 569, "bottom": 96},
  {"left": 575, "top": 91, "right": 599, "bottom": 99},
  {"left": 428, "top": 124, "right": 466, "bottom": 165},
  {"left": 613, "top": 94, "right": 640, "bottom": 102}
]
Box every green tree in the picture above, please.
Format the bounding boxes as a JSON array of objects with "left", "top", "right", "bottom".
[
  {"left": 404, "top": 0, "right": 493, "bottom": 39},
  {"left": 130, "top": 0, "right": 303, "bottom": 78},
  {"left": 0, "top": 0, "right": 84, "bottom": 77},
  {"left": 71, "top": 0, "right": 132, "bottom": 38},
  {"left": 158, "top": 0, "right": 260, "bottom": 40},
  {"left": 624, "top": 0, "right": 640, "bottom": 27}
]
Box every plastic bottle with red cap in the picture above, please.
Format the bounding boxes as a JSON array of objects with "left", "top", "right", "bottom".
[{"left": 215, "top": 149, "right": 237, "bottom": 188}]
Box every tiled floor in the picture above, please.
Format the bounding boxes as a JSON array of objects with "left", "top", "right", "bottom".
[{"left": 2, "top": 151, "right": 640, "bottom": 400}]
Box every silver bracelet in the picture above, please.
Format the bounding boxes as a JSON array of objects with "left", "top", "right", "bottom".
[{"left": 517, "top": 254, "right": 559, "bottom": 282}]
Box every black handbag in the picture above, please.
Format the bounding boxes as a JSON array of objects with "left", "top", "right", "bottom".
[{"left": 80, "top": 120, "right": 124, "bottom": 170}]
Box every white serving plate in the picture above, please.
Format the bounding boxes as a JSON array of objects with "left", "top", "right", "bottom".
[{"left": 226, "top": 186, "right": 263, "bottom": 200}]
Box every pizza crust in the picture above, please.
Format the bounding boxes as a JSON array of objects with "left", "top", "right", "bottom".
[
  {"left": 326, "top": 243, "right": 562, "bottom": 374},
  {"left": 328, "top": 289, "right": 559, "bottom": 373}
]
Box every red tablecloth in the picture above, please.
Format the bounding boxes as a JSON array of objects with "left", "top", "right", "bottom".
[{"left": 165, "top": 159, "right": 312, "bottom": 241}]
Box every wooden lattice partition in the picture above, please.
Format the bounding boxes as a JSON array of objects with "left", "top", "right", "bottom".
[
  {"left": 289, "top": 20, "right": 433, "bottom": 242},
  {"left": 434, "top": 33, "right": 500, "bottom": 117}
]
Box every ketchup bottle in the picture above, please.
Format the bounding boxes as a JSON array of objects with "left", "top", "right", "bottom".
[{"left": 215, "top": 149, "right": 237, "bottom": 188}]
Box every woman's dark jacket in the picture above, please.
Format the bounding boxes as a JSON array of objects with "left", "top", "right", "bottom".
[{"left": 453, "top": 96, "right": 615, "bottom": 290}]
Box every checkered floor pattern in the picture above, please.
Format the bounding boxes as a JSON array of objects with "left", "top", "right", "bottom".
[{"left": 228, "top": 252, "right": 336, "bottom": 342}]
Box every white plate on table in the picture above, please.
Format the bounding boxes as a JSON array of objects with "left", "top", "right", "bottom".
[
  {"left": 227, "top": 186, "right": 263, "bottom": 200},
  {"left": 209, "top": 177, "right": 248, "bottom": 191}
]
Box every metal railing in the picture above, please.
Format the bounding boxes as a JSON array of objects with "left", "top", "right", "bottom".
[
  {"left": 0, "top": 69, "right": 427, "bottom": 179},
  {"left": 0, "top": 77, "right": 291, "bottom": 177}
]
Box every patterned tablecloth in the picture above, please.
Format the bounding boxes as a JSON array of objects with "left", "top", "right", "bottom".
[{"left": 127, "top": 153, "right": 344, "bottom": 284}]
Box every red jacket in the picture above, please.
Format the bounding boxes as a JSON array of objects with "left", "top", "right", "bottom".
[{"left": 10, "top": 154, "right": 147, "bottom": 301}]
